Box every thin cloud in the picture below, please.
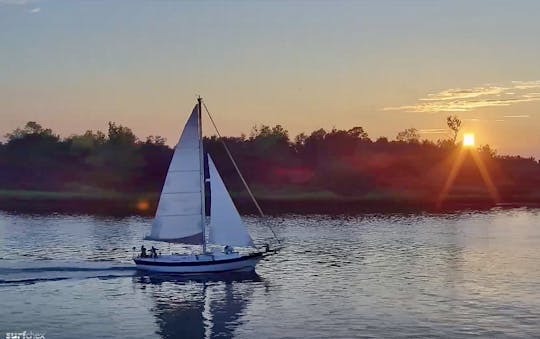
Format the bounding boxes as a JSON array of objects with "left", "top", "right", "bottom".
[
  {"left": 503, "top": 115, "right": 530, "bottom": 118},
  {"left": 511, "top": 80, "right": 540, "bottom": 90},
  {"left": 28, "top": 6, "right": 39, "bottom": 13},
  {"left": 419, "top": 128, "right": 449, "bottom": 134},
  {"left": 419, "top": 86, "right": 507, "bottom": 102},
  {"left": 384, "top": 81, "right": 540, "bottom": 113}
]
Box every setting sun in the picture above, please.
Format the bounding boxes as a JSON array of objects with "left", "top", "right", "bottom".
[{"left": 463, "top": 133, "right": 475, "bottom": 147}]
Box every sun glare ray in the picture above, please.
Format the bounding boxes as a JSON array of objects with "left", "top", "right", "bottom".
[
  {"left": 437, "top": 148, "right": 467, "bottom": 209},
  {"left": 470, "top": 151, "right": 501, "bottom": 203},
  {"left": 437, "top": 138, "right": 500, "bottom": 208}
]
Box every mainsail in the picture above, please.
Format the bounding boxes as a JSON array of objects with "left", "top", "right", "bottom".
[
  {"left": 208, "top": 155, "right": 254, "bottom": 247},
  {"left": 145, "top": 104, "right": 204, "bottom": 244}
]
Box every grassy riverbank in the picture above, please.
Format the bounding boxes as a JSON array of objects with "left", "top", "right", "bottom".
[{"left": 1, "top": 189, "right": 538, "bottom": 216}]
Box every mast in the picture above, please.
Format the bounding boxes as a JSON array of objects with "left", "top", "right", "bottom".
[{"left": 198, "top": 96, "right": 207, "bottom": 253}]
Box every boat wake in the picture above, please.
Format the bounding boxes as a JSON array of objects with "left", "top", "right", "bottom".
[{"left": 0, "top": 260, "right": 136, "bottom": 284}]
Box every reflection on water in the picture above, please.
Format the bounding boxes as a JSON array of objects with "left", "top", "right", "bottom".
[
  {"left": 0, "top": 209, "right": 539, "bottom": 338},
  {"left": 133, "top": 272, "right": 262, "bottom": 339}
]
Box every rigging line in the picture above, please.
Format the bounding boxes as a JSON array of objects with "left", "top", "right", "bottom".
[
  {"left": 202, "top": 102, "right": 281, "bottom": 245},
  {"left": 203, "top": 102, "right": 264, "bottom": 217}
]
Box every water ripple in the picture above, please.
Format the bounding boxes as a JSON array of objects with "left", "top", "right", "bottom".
[{"left": 0, "top": 209, "right": 539, "bottom": 338}]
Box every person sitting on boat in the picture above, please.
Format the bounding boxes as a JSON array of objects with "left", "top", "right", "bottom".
[
  {"left": 150, "top": 246, "right": 158, "bottom": 258},
  {"left": 224, "top": 245, "right": 233, "bottom": 254},
  {"left": 140, "top": 245, "right": 147, "bottom": 258}
]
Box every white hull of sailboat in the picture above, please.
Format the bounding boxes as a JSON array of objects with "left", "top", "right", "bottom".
[{"left": 134, "top": 252, "right": 262, "bottom": 273}]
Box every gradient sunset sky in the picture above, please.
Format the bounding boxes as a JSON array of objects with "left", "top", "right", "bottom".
[{"left": 1, "top": 0, "right": 539, "bottom": 158}]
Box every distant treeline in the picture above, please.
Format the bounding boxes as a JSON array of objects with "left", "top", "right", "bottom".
[{"left": 1, "top": 119, "right": 540, "bottom": 212}]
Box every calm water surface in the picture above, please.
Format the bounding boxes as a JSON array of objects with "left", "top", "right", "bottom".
[{"left": 0, "top": 209, "right": 539, "bottom": 338}]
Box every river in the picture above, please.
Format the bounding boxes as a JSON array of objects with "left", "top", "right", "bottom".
[{"left": 0, "top": 209, "right": 538, "bottom": 338}]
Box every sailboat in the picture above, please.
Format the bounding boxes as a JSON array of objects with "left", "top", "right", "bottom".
[{"left": 134, "top": 98, "right": 276, "bottom": 273}]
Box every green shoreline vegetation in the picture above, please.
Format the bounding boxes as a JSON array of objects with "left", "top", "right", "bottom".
[{"left": 1, "top": 117, "right": 539, "bottom": 215}]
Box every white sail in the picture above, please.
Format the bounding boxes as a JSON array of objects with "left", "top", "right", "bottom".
[
  {"left": 208, "top": 155, "right": 254, "bottom": 247},
  {"left": 145, "top": 104, "right": 204, "bottom": 244}
]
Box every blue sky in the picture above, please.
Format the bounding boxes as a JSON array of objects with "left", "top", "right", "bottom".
[{"left": 1, "top": 0, "right": 539, "bottom": 157}]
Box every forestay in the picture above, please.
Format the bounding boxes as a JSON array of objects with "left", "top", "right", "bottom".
[
  {"left": 145, "top": 104, "right": 204, "bottom": 244},
  {"left": 208, "top": 155, "right": 254, "bottom": 247}
]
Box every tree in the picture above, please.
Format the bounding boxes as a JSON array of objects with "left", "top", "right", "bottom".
[
  {"left": 5, "top": 121, "right": 56, "bottom": 141},
  {"left": 347, "top": 126, "right": 369, "bottom": 140},
  {"left": 436, "top": 138, "right": 455, "bottom": 150},
  {"left": 145, "top": 135, "right": 167, "bottom": 146},
  {"left": 293, "top": 132, "right": 308, "bottom": 152},
  {"left": 447, "top": 115, "right": 462, "bottom": 144},
  {"left": 107, "top": 122, "right": 137, "bottom": 145},
  {"left": 249, "top": 124, "right": 289, "bottom": 142},
  {"left": 249, "top": 124, "right": 289, "bottom": 149},
  {"left": 294, "top": 132, "right": 307, "bottom": 146},
  {"left": 396, "top": 128, "right": 420, "bottom": 143},
  {"left": 308, "top": 128, "right": 327, "bottom": 141},
  {"left": 247, "top": 124, "right": 291, "bottom": 163},
  {"left": 67, "top": 130, "right": 106, "bottom": 155},
  {"left": 478, "top": 144, "right": 497, "bottom": 158}
]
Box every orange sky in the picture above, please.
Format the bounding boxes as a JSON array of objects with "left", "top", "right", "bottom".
[{"left": 1, "top": 1, "right": 539, "bottom": 158}]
